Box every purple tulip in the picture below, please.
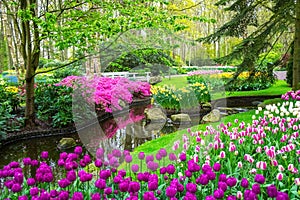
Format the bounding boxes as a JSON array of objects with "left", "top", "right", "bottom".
[
  {"left": 95, "top": 179, "right": 106, "bottom": 189},
  {"left": 131, "top": 164, "right": 139, "bottom": 173},
  {"left": 166, "top": 186, "right": 177, "bottom": 198},
  {"left": 58, "top": 191, "right": 69, "bottom": 200},
  {"left": 94, "top": 159, "right": 103, "bottom": 168},
  {"left": 40, "top": 191, "right": 50, "bottom": 200},
  {"left": 9, "top": 161, "right": 20, "bottom": 168},
  {"left": 119, "top": 181, "right": 129, "bottom": 192},
  {"left": 91, "top": 193, "right": 101, "bottom": 200},
  {"left": 41, "top": 151, "right": 49, "bottom": 159},
  {"left": 169, "top": 153, "right": 177, "bottom": 161},
  {"left": 74, "top": 146, "right": 83, "bottom": 155},
  {"left": 186, "top": 183, "right": 197, "bottom": 193},
  {"left": 18, "top": 196, "right": 28, "bottom": 200},
  {"left": 27, "top": 177, "right": 36, "bottom": 186},
  {"left": 252, "top": 183, "right": 261, "bottom": 194},
  {"left": 166, "top": 164, "right": 176, "bottom": 174},
  {"left": 254, "top": 174, "right": 265, "bottom": 184},
  {"left": 148, "top": 180, "right": 158, "bottom": 191},
  {"left": 226, "top": 177, "right": 237, "bottom": 187},
  {"left": 218, "top": 174, "right": 227, "bottom": 182},
  {"left": 143, "top": 191, "right": 156, "bottom": 200},
  {"left": 60, "top": 152, "right": 68, "bottom": 160},
  {"left": 30, "top": 187, "right": 39, "bottom": 196},
  {"left": 179, "top": 152, "right": 186, "bottom": 161},
  {"left": 207, "top": 171, "right": 216, "bottom": 181},
  {"left": 213, "top": 189, "right": 224, "bottom": 199},
  {"left": 104, "top": 187, "right": 112, "bottom": 195},
  {"left": 196, "top": 174, "right": 209, "bottom": 185},
  {"left": 50, "top": 190, "right": 59, "bottom": 197},
  {"left": 72, "top": 192, "right": 84, "bottom": 200},
  {"left": 146, "top": 155, "right": 154, "bottom": 163},
  {"left": 125, "top": 155, "right": 133, "bottom": 163},
  {"left": 138, "top": 152, "right": 145, "bottom": 160},
  {"left": 112, "top": 149, "right": 122, "bottom": 157},
  {"left": 158, "top": 148, "right": 167, "bottom": 157},
  {"left": 96, "top": 148, "right": 104, "bottom": 159},
  {"left": 213, "top": 163, "right": 221, "bottom": 171},
  {"left": 241, "top": 178, "right": 249, "bottom": 188},
  {"left": 23, "top": 157, "right": 31, "bottom": 166},
  {"left": 267, "top": 184, "right": 278, "bottom": 198},
  {"left": 11, "top": 183, "right": 22, "bottom": 193},
  {"left": 14, "top": 172, "right": 24, "bottom": 184},
  {"left": 218, "top": 181, "right": 227, "bottom": 192},
  {"left": 58, "top": 178, "right": 71, "bottom": 188},
  {"left": 66, "top": 170, "right": 76, "bottom": 182},
  {"left": 128, "top": 181, "right": 140, "bottom": 193}
]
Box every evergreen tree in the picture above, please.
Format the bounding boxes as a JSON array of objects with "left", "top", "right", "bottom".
[{"left": 197, "top": 0, "right": 300, "bottom": 89}]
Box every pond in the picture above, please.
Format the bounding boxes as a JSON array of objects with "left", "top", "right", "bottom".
[{"left": 0, "top": 103, "right": 201, "bottom": 169}]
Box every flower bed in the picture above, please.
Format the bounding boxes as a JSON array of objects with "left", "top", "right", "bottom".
[
  {"left": 151, "top": 83, "right": 211, "bottom": 111},
  {"left": 0, "top": 90, "right": 299, "bottom": 199}
]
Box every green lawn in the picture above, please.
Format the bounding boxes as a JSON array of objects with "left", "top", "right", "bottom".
[{"left": 156, "top": 76, "right": 291, "bottom": 98}]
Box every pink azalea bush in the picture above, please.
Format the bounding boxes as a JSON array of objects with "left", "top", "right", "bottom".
[
  {"left": 56, "top": 76, "right": 151, "bottom": 113},
  {"left": 1, "top": 90, "right": 300, "bottom": 199}
]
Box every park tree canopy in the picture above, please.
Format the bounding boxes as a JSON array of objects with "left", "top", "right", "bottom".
[
  {"left": 197, "top": 0, "right": 300, "bottom": 90},
  {"left": 0, "top": 0, "right": 207, "bottom": 127}
]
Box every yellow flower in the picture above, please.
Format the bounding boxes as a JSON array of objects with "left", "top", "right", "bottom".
[{"left": 5, "top": 86, "right": 18, "bottom": 93}]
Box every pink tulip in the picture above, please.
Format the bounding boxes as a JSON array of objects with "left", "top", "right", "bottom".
[
  {"left": 270, "top": 160, "right": 278, "bottom": 166},
  {"left": 237, "top": 162, "right": 243, "bottom": 168},
  {"left": 256, "top": 161, "right": 267, "bottom": 170},
  {"left": 295, "top": 178, "right": 300, "bottom": 186},
  {"left": 276, "top": 173, "right": 283, "bottom": 181},
  {"left": 278, "top": 165, "right": 285, "bottom": 171},
  {"left": 219, "top": 151, "right": 226, "bottom": 159},
  {"left": 236, "top": 191, "right": 243, "bottom": 199}
]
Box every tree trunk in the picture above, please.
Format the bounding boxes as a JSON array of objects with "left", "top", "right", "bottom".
[
  {"left": 293, "top": 0, "right": 300, "bottom": 90},
  {"left": 24, "top": 72, "right": 35, "bottom": 127}
]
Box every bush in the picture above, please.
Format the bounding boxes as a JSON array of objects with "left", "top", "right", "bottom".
[
  {"left": 0, "top": 79, "right": 24, "bottom": 138},
  {"left": 35, "top": 83, "right": 74, "bottom": 128},
  {"left": 106, "top": 48, "right": 177, "bottom": 76}
]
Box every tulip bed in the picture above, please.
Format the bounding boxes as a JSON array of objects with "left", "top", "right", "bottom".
[{"left": 1, "top": 90, "right": 300, "bottom": 199}]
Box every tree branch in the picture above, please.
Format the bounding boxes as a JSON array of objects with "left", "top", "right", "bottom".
[{"left": 31, "top": 30, "right": 128, "bottom": 78}]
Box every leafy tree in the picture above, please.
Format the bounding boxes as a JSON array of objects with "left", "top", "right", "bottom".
[
  {"left": 105, "top": 48, "right": 176, "bottom": 74},
  {"left": 197, "top": 0, "right": 299, "bottom": 89},
  {"left": 0, "top": 0, "right": 205, "bottom": 127}
]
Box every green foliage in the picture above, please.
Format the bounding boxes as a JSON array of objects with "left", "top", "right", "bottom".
[
  {"left": 257, "top": 44, "right": 283, "bottom": 67},
  {"left": 106, "top": 48, "right": 177, "bottom": 76},
  {"left": 0, "top": 80, "right": 24, "bottom": 139},
  {"left": 35, "top": 83, "right": 74, "bottom": 128}
]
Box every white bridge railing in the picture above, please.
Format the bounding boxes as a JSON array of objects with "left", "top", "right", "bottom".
[{"left": 101, "top": 72, "right": 151, "bottom": 82}]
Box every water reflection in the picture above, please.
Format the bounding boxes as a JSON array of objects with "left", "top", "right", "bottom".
[{"left": 0, "top": 104, "right": 200, "bottom": 171}]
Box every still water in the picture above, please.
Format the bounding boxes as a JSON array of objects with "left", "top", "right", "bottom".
[{"left": 0, "top": 104, "right": 198, "bottom": 169}]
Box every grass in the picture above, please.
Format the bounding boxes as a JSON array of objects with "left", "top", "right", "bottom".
[{"left": 156, "top": 76, "right": 291, "bottom": 98}]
